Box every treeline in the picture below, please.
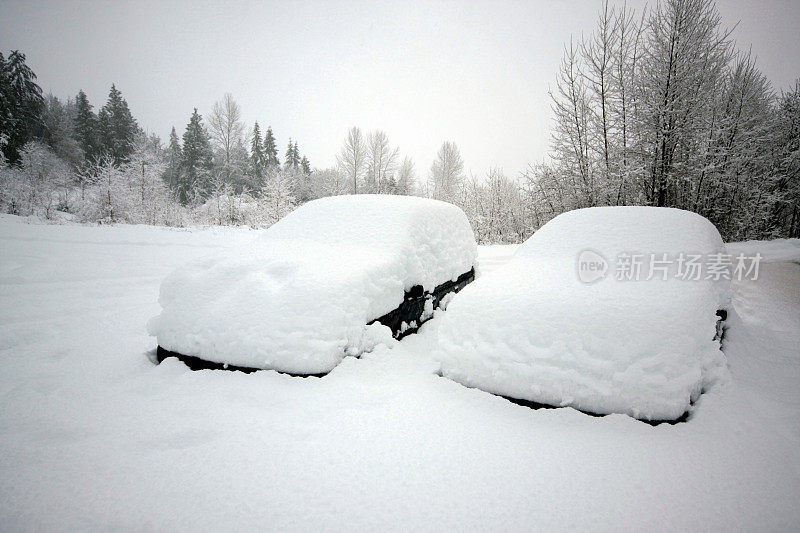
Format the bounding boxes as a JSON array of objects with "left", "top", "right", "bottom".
[
  {"left": 344, "top": 0, "right": 799, "bottom": 242},
  {"left": 1, "top": 0, "right": 798, "bottom": 241},
  {"left": 0, "top": 52, "right": 323, "bottom": 227},
  {"left": 0, "top": 51, "right": 432, "bottom": 229},
  {"left": 523, "top": 0, "right": 800, "bottom": 240}
]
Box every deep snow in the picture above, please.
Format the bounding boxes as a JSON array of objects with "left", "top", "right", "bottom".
[
  {"left": 438, "top": 207, "right": 730, "bottom": 421},
  {"left": 0, "top": 215, "right": 798, "bottom": 531}
]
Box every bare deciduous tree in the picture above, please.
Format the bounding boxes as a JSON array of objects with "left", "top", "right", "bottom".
[
  {"left": 365, "top": 130, "right": 399, "bottom": 193},
  {"left": 208, "top": 93, "right": 246, "bottom": 188},
  {"left": 336, "top": 127, "right": 367, "bottom": 193},
  {"left": 396, "top": 156, "right": 416, "bottom": 196},
  {"left": 428, "top": 141, "right": 464, "bottom": 202}
]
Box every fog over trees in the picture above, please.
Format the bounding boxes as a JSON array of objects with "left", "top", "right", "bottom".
[{"left": 1, "top": 0, "right": 797, "bottom": 241}]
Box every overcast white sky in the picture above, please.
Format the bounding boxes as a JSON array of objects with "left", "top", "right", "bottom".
[{"left": 1, "top": 0, "right": 798, "bottom": 178}]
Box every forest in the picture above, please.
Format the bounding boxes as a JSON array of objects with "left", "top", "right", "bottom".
[{"left": 0, "top": 0, "right": 798, "bottom": 242}]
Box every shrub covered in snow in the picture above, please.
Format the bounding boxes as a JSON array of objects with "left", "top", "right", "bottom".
[
  {"left": 0, "top": 142, "right": 72, "bottom": 219},
  {"left": 437, "top": 206, "right": 731, "bottom": 421},
  {"left": 148, "top": 194, "right": 477, "bottom": 374}
]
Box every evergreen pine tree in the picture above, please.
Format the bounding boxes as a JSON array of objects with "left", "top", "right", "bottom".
[
  {"left": 0, "top": 50, "right": 45, "bottom": 165},
  {"left": 0, "top": 52, "right": 10, "bottom": 155},
  {"left": 179, "top": 108, "right": 213, "bottom": 204},
  {"left": 264, "top": 126, "right": 279, "bottom": 168},
  {"left": 73, "top": 90, "right": 99, "bottom": 163},
  {"left": 292, "top": 141, "right": 301, "bottom": 169},
  {"left": 163, "top": 126, "right": 182, "bottom": 194},
  {"left": 301, "top": 155, "right": 311, "bottom": 175},
  {"left": 250, "top": 121, "right": 265, "bottom": 183},
  {"left": 98, "top": 84, "right": 138, "bottom": 164},
  {"left": 285, "top": 139, "right": 295, "bottom": 169}
]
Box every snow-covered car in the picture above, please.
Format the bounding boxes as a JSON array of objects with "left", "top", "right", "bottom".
[
  {"left": 148, "top": 195, "right": 477, "bottom": 375},
  {"left": 437, "top": 207, "right": 731, "bottom": 422}
]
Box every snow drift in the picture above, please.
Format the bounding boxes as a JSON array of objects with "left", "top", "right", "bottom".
[
  {"left": 148, "top": 195, "right": 477, "bottom": 374},
  {"left": 437, "top": 207, "right": 731, "bottom": 421}
]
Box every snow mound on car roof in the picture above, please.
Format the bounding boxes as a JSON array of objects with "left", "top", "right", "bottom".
[
  {"left": 437, "top": 207, "right": 731, "bottom": 421},
  {"left": 148, "top": 195, "right": 477, "bottom": 374}
]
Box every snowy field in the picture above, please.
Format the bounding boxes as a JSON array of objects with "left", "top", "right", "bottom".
[{"left": 1, "top": 215, "right": 799, "bottom": 531}]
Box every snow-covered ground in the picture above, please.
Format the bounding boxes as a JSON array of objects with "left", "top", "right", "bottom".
[{"left": 1, "top": 215, "right": 798, "bottom": 531}]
